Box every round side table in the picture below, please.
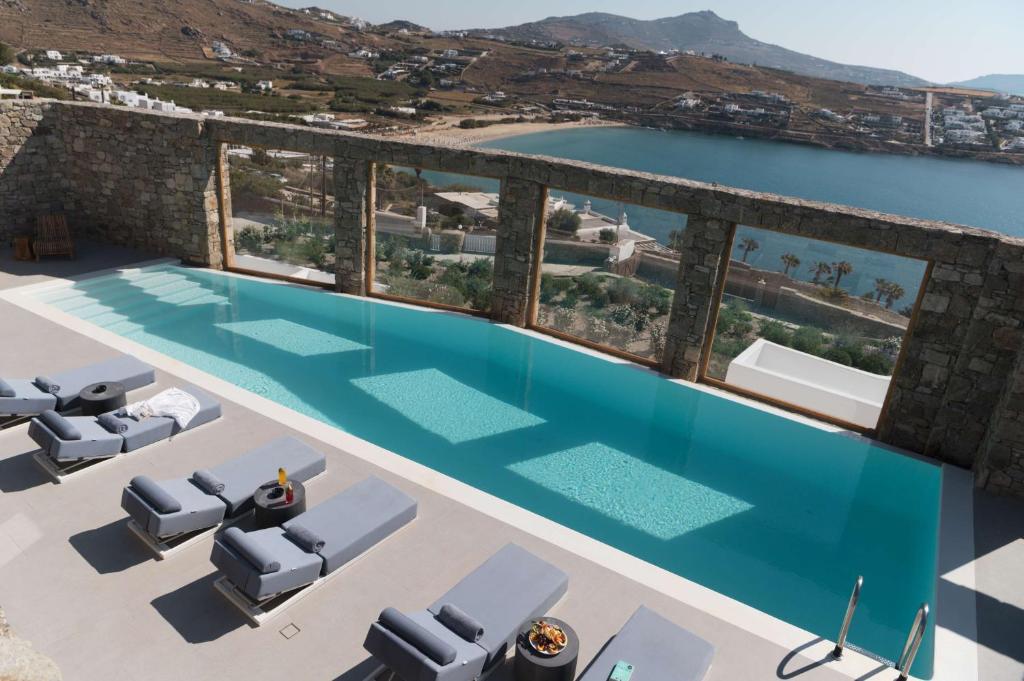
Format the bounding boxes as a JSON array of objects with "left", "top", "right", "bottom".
[
  {"left": 514, "top": 618, "right": 579, "bottom": 681},
  {"left": 78, "top": 381, "right": 127, "bottom": 417},
  {"left": 253, "top": 479, "right": 307, "bottom": 528}
]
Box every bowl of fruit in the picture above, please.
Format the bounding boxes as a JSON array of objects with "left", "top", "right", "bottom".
[{"left": 527, "top": 620, "right": 568, "bottom": 656}]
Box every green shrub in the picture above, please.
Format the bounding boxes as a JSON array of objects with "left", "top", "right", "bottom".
[
  {"left": 792, "top": 326, "right": 825, "bottom": 354},
  {"left": 547, "top": 208, "right": 582, "bottom": 234},
  {"left": 559, "top": 292, "right": 579, "bottom": 309},
  {"left": 822, "top": 348, "right": 853, "bottom": 365},
  {"left": 607, "top": 277, "right": 641, "bottom": 305},
  {"left": 855, "top": 352, "right": 893, "bottom": 375},
  {"left": 759, "top": 320, "right": 792, "bottom": 346},
  {"left": 438, "top": 231, "right": 464, "bottom": 254},
  {"left": 599, "top": 228, "right": 617, "bottom": 243},
  {"left": 714, "top": 337, "right": 751, "bottom": 359},
  {"left": 575, "top": 273, "right": 604, "bottom": 298}
]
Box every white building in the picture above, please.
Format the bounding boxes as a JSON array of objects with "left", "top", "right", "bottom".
[
  {"left": 188, "top": 79, "right": 210, "bottom": 89},
  {"left": 1004, "top": 137, "right": 1024, "bottom": 151},
  {"left": 94, "top": 54, "right": 127, "bottom": 66},
  {"left": 441, "top": 49, "right": 459, "bottom": 59},
  {"left": 255, "top": 80, "right": 273, "bottom": 92},
  {"left": 45, "top": 50, "right": 63, "bottom": 61}
]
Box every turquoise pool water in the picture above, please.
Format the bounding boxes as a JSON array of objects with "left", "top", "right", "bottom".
[{"left": 35, "top": 264, "right": 941, "bottom": 676}]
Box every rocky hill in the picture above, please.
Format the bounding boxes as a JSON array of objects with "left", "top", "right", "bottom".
[
  {"left": 949, "top": 74, "right": 1024, "bottom": 96},
  {"left": 474, "top": 11, "right": 928, "bottom": 87},
  {"left": 0, "top": 0, "right": 360, "bottom": 63}
]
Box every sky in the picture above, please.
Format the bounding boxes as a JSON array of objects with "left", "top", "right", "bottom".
[{"left": 279, "top": 0, "right": 1024, "bottom": 83}]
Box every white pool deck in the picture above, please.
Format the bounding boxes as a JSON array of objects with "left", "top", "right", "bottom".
[{"left": 0, "top": 243, "right": 1020, "bottom": 681}]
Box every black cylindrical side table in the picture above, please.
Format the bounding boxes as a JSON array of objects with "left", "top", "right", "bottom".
[
  {"left": 79, "top": 381, "right": 127, "bottom": 417},
  {"left": 253, "top": 480, "right": 307, "bottom": 528},
  {"left": 514, "top": 618, "right": 579, "bottom": 681}
]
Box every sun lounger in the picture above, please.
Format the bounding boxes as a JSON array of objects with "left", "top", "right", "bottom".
[
  {"left": 577, "top": 607, "right": 714, "bottom": 681},
  {"left": 121, "top": 436, "right": 327, "bottom": 558},
  {"left": 211, "top": 476, "right": 417, "bottom": 624},
  {"left": 28, "top": 385, "right": 221, "bottom": 481},
  {"left": 364, "top": 544, "right": 569, "bottom": 681},
  {"left": 0, "top": 355, "right": 155, "bottom": 423}
]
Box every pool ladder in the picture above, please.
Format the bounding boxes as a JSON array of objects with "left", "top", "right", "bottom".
[
  {"left": 895, "top": 603, "right": 929, "bottom": 681},
  {"left": 831, "top": 576, "right": 928, "bottom": 681}
]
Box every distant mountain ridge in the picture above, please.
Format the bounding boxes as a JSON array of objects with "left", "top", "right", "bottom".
[
  {"left": 949, "top": 74, "right": 1024, "bottom": 96},
  {"left": 473, "top": 11, "right": 928, "bottom": 87}
]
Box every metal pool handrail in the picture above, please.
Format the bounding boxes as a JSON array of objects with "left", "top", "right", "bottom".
[
  {"left": 896, "top": 603, "right": 929, "bottom": 681},
  {"left": 832, "top": 575, "right": 864, "bottom": 658}
]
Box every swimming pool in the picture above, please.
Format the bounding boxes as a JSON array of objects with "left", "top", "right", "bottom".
[{"left": 33, "top": 264, "right": 940, "bottom": 676}]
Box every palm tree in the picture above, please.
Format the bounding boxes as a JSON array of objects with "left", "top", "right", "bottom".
[
  {"left": 830, "top": 261, "right": 854, "bottom": 292},
  {"left": 737, "top": 237, "right": 760, "bottom": 263},
  {"left": 873, "top": 278, "right": 891, "bottom": 303},
  {"left": 780, "top": 253, "right": 801, "bottom": 276},
  {"left": 884, "top": 282, "right": 906, "bottom": 309},
  {"left": 809, "top": 261, "right": 832, "bottom": 285}
]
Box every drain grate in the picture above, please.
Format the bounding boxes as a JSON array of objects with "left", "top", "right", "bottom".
[{"left": 279, "top": 623, "right": 300, "bottom": 640}]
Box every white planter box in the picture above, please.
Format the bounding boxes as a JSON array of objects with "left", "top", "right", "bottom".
[{"left": 725, "top": 339, "right": 890, "bottom": 429}]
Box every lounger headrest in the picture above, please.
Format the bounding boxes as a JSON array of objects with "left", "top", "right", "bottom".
[
  {"left": 33, "top": 376, "right": 61, "bottom": 395},
  {"left": 97, "top": 413, "right": 128, "bottom": 434},
  {"left": 191, "top": 469, "right": 225, "bottom": 495},
  {"left": 378, "top": 608, "right": 457, "bottom": 666},
  {"left": 130, "top": 476, "right": 182, "bottom": 514},
  {"left": 0, "top": 378, "right": 14, "bottom": 398},
  {"left": 284, "top": 524, "right": 325, "bottom": 553},
  {"left": 38, "top": 410, "right": 81, "bottom": 441},
  {"left": 437, "top": 604, "right": 484, "bottom": 643},
  {"left": 223, "top": 527, "right": 280, "bottom": 574}
]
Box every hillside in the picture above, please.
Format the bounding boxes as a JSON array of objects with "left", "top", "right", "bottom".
[
  {"left": 0, "top": 0, "right": 364, "bottom": 63},
  {"left": 949, "top": 74, "right": 1024, "bottom": 97},
  {"left": 474, "top": 11, "right": 928, "bottom": 87}
]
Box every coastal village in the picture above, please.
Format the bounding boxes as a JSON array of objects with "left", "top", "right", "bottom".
[{"left": 2, "top": 17, "right": 1024, "bottom": 162}]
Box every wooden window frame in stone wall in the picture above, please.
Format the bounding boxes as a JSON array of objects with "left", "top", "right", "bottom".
[
  {"left": 363, "top": 164, "right": 494, "bottom": 320},
  {"left": 696, "top": 225, "right": 935, "bottom": 435},
  {"left": 524, "top": 189, "right": 683, "bottom": 371},
  {"left": 216, "top": 142, "right": 336, "bottom": 292}
]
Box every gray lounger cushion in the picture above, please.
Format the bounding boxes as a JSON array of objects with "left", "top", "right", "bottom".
[
  {"left": 281, "top": 475, "right": 417, "bottom": 575},
  {"left": 112, "top": 385, "right": 221, "bottom": 452},
  {"left": 0, "top": 379, "right": 57, "bottom": 416},
  {"left": 437, "top": 604, "right": 484, "bottom": 643},
  {"left": 380, "top": 608, "right": 458, "bottom": 665},
  {"left": 211, "top": 476, "right": 416, "bottom": 601},
  {"left": 427, "top": 543, "right": 568, "bottom": 668},
  {"left": 284, "top": 524, "right": 325, "bottom": 553},
  {"left": 29, "top": 415, "right": 124, "bottom": 462},
  {"left": 223, "top": 526, "right": 281, "bottom": 574},
  {"left": 38, "top": 410, "right": 81, "bottom": 441},
  {"left": 365, "top": 610, "right": 487, "bottom": 681},
  {"left": 129, "top": 475, "right": 181, "bottom": 514},
  {"left": 364, "top": 544, "right": 568, "bottom": 681},
  {"left": 191, "top": 469, "right": 224, "bottom": 494},
  {"left": 122, "top": 477, "right": 228, "bottom": 539},
  {"left": 49, "top": 355, "right": 155, "bottom": 411},
  {"left": 120, "top": 437, "right": 325, "bottom": 541},
  {"left": 210, "top": 527, "right": 323, "bottom": 601},
  {"left": 210, "top": 436, "right": 326, "bottom": 516},
  {"left": 577, "top": 607, "right": 714, "bottom": 681}
]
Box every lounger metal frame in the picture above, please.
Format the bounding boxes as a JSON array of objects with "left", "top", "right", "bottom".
[
  {"left": 214, "top": 518, "right": 416, "bottom": 626},
  {"left": 127, "top": 469, "right": 327, "bottom": 560}
]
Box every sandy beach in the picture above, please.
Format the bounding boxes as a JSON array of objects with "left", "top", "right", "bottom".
[{"left": 400, "top": 117, "right": 627, "bottom": 148}]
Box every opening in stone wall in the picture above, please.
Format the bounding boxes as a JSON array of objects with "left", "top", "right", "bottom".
[
  {"left": 531, "top": 191, "right": 687, "bottom": 364},
  {"left": 704, "top": 225, "right": 930, "bottom": 430},
  {"left": 369, "top": 166, "right": 497, "bottom": 313},
  {"left": 223, "top": 144, "right": 334, "bottom": 286}
]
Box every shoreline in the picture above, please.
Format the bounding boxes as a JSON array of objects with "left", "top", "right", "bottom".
[
  {"left": 399, "top": 118, "right": 627, "bottom": 148},
  {"left": 397, "top": 116, "right": 1023, "bottom": 167}
]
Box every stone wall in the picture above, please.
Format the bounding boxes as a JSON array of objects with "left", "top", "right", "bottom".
[
  {"left": 4, "top": 100, "right": 1024, "bottom": 495},
  {"left": 0, "top": 102, "right": 65, "bottom": 243},
  {"left": 53, "top": 104, "right": 223, "bottom": 266}
]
